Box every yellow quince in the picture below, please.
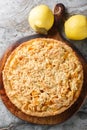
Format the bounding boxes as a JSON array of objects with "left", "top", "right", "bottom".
[{"left": 64, "top": 15, "right": 87, "bottom": 40}]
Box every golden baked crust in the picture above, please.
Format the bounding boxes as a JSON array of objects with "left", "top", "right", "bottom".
[{"left": 2, "top": 38, "right": 83, "bottom": 117}]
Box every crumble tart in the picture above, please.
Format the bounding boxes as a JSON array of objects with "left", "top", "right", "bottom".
[{"left": 2, "top": 38, "right": 83, "bottom": 117}]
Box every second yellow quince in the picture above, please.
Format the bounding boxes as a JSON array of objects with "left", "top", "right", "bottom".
[{"left": 64, "top": 15, "right": 87, "bottom": 40}]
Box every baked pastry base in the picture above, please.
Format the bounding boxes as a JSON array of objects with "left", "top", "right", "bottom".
[{"left": 0, "top": 34, "right": 87, "bottom": 124}]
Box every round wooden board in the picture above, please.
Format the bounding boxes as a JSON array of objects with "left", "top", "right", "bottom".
[{"left": 0, "top": 32, "right": 87, "bottom": 125}]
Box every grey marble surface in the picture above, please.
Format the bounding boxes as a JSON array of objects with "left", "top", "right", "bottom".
[{"left": 0, "top": 0, "right": 87, "bottom": 129}]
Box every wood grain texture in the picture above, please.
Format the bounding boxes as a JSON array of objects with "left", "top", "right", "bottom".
[{"left": 0, "top": 29, "right": 87, "bottom": 125}]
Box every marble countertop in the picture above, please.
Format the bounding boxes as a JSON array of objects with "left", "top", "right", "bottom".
[{"left": 0, "top": 0, "right": 87, "bottom": 129}]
